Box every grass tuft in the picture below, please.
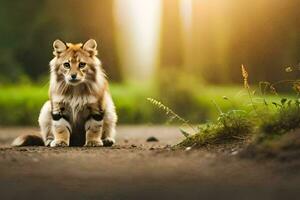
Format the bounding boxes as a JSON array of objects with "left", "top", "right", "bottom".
[
  {"left": 243, "top": 99, "right": 300, "bottom": 159},
  {"left": 177, "top": 110, "right": 254, "bottom": 148},
  {"left": 257, "top": 99, "right": 300, "bottom": 141}
]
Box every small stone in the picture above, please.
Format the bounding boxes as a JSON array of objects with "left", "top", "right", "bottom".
[
  {"left": 185, "top": 147, "right": 192, "bottom": 151},
  {"left": 124, "top": 139, "right": 129, "bottom": 143},
  {"left": 131, "top": 144, "right": 137, "bottom": 148},
  {"left": 146, "top": 136, "right": 159, "bottom": 142},
  {"left": 149, "top": 147, "right": 155, "bottom": 150}
]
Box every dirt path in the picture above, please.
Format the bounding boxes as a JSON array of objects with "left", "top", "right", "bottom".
[{"left": 0, "top": 126, "right": 299, "bottom": 200}]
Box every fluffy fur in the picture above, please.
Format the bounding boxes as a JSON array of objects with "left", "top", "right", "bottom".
[{"left": 12, "top": 39, "right": 117, "bottom": 147}]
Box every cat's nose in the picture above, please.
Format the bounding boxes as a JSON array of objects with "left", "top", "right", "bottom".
[{"left": 71, "top": 74, "right": 77, "bottom": 79}]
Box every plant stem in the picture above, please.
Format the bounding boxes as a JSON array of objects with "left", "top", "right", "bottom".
[{"left": 211, "top": 100, "right": 223, "bottom": 114}]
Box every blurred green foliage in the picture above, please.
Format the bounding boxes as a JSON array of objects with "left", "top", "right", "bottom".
[
  {"left": 0, "top": 84, "right": 283, "bottom": 126},
  {"left": 0, "top": 85, "right": 47, "bottom": 125}
]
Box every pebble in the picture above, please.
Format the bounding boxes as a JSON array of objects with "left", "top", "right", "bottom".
[
  {"left": 185, "top": 147, "right": 192, "bottom": 151},
  {"left": 146, "top": 136, "right": 159, "bottom": 142}
]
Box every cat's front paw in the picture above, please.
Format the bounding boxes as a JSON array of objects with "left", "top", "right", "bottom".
[
  {"left": 84, "top": 140, "right": 103, "bottom": 147},
  {"left": 50, "top": 140, "right": 69, "bottom": 147},
  {"left": 102, "top": 137, "right": 115, "bottom": 147}
]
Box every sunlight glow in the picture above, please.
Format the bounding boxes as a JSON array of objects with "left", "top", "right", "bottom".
[
  {"left": 180, "top": 0, "right": 193, "bottom": 68},
  {"left": 114, "top": 0, "right": 162, "bottom": 81},
  {"left": 180, "top": 0, "right": 193, "bottom": 31}
]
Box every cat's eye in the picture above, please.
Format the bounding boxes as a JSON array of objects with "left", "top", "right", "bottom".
[
  {"left": 63, "top": 62, "right": 70, "bottom": 69},
  {"left": 79, "top": 62, "right": 86, "bottom": 69}
]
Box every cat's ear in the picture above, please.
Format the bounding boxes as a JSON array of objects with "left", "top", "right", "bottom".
[
  {"left": 83, "top": 39, "right": 98, "bottom": 56},
  {"left": 53, "top": 39, "right": 67, "bottom": 56}
]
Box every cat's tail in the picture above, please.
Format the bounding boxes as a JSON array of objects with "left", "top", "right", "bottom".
[{"left": 11, "top": 135, "right": 44, "bottom": 147}]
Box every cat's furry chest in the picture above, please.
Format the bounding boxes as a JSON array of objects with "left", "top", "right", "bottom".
[{"left": 53, "top": 94, "right": 99, "bottom": 122}]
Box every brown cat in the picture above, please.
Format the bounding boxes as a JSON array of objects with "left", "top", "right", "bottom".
[{"left": 12, "top": 39, "right": 117, "bottom": 147}]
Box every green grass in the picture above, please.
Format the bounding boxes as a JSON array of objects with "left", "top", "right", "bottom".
[
  {"left": 243, "top": 98, "right": 300, "bottom": 145},
  {"left": 0, "top": 85, "right": 48, "bottom": 125},
  {"left": 177, "top": 110, "right": 254, "bottom": 148},
  {"left": 243, "top": 99, "right": 300, "bottom": 157},
  {"left": 176, "top": 98, "right": 300, "bottom": 150},
  {"left": 0, "top": 83, "right": 286, "bottom": 126},
  {"left": 148, "top": 84, "right": 296, "bottom": 149},
  {"left": 260, "top": 101, "right": 300, "bottom": 138}
]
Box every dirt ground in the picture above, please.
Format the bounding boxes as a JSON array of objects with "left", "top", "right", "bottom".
[{"left": 0, "top": 126, "right": 300, "bottom": 200}]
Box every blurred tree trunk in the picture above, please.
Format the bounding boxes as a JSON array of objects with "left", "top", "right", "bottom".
[
  {"left": 92, "top": 0, "right": 123, "bottom": 82},
  {"left": 191, "top": 1, "right": 232, "bottom": 84},
  {"left": 160, "top": 0, "right": 183, "bottom": 69}
]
